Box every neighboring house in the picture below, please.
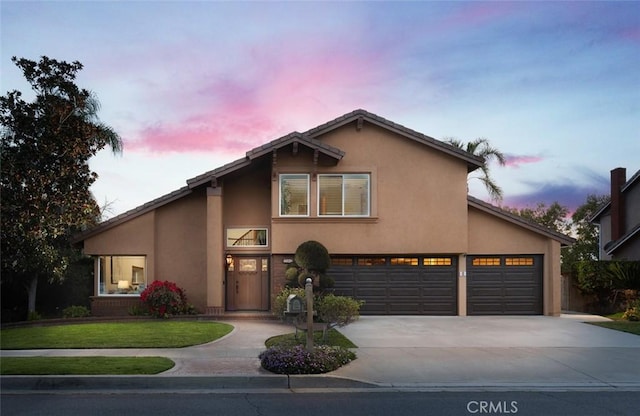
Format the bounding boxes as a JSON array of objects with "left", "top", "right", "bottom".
[
  {"left": 591, "top": 168, "right": 640, "bottom": 261},
  {"left": 73, "top": 109, "right": 573, "bottom": 317}
]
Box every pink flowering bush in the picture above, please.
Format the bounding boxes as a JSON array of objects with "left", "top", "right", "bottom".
[{"left": 140, "top": 280, "right": 193, "bottom": 318}]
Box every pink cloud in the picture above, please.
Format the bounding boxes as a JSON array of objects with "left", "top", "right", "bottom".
[
  {"left": 619, "top": 27, "right": 640, "bottom": 43},
  {"left": 505, "top": 154, "right": 544, "bottom": 168},
  {"left": 126, "top": 33, "right": 393, "bottom": 154}
]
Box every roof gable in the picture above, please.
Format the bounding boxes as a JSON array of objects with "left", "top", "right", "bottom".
[{"left": 305, "top": 109, "right": 484, "bottom": 172}]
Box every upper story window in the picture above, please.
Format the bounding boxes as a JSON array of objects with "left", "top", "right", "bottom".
[
  {"left": 280, "top": 174, "right": 309, "bottom": 216},
  {"left": 318, "top": 174, "right": 370, "bottom": 216}
]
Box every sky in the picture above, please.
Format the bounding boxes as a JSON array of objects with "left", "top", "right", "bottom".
[{"left": 2, "top": 1, "right": 639, "bottom": 219}]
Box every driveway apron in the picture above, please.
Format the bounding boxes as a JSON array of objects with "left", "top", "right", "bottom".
[{"left": 332, "top": 315, "right": 640, "bottom": 388}]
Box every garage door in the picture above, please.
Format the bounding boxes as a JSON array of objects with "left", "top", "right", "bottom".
[
  {"left": 467, "top": 255, "right": 543, "bottom": 315},
  {"left": 330, "top": 256, "right": 457, "bottom": 315}
]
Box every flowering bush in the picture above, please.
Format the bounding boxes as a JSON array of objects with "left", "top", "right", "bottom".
[
  {"left": 140, "top": 280, "right": 191, "bottom": 318},
  {"left": 259, "top": 345, "right": 356, "bottom": 374},
  {"left": 622, "top": 299, "right": 640, "bottom": 321}
]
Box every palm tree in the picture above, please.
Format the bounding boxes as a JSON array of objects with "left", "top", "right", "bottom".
[{"left": 445, "top": 137, "right": 506, "bottom": 202}]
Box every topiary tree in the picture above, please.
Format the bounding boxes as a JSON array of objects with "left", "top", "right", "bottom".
[{"left": 285, "top": 240, "right": 334, "bottom": 290}]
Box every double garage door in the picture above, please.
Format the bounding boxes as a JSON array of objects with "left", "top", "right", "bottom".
[
  {"left": 330, "top": 256, "right": 458, "bottom": 315},
  {"left": 330, "top": 255, "right": 543, "bottom": 315}
]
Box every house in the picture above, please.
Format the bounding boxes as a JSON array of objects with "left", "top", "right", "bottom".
[
  {"left": 73, "top": 109, "right": 573, "bottom": 317},
  {"left": 591, "top": 167, "right": 640, "bottom": 260}
]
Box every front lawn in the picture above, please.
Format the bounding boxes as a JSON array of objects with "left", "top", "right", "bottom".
[
  {"left": 0, "top": 321, "right": 234, "bottom": 349},
  {"left": 0, "top": 356, "right": 174, "bottom": 375},
  {"left": 590, "top": 320, "right": 640, "bottom": 336},
  {"left": 265, "top": 328, "right": 357, "bottom": 349}
]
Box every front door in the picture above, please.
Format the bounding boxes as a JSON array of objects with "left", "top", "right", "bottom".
[{"left": 226, "top": 256, "right": 269, "bottom": 311}]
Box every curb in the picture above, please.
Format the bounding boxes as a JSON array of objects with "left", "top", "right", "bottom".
[{"left": 0, "top": 375, "right": 378, "bottom": 392}]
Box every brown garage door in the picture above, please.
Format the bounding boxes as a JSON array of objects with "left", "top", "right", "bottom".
[
  {"left": 330, "top": 256, "right": 457, "bottom": 315},
  {"left": 467, "top": 255, "right": 543, "bottom": 315}
]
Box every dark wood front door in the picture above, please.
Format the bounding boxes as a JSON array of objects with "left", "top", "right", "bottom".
[{"left": 226, "top": 256, "right": 269, "bottom": 311}]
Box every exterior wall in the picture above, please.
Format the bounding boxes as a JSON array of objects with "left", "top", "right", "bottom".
[
  {"left": 271, "top": 122, "right": 470, "bottom": 255},
  {"left": 598, "top": 212, "right": 613, "bottom": 260},
  {"left": 83, "top": 190, "right": 213, "bottom": 313},
  {"left": 624, "top": 181, "right": 640, "bottom": 233},
  {"left": 84, "top": 211, "right": 156, "bottom": 295},
  {"left": 614, "top": 234, "right": 640, "bottom": 260},
  {"left": 467, "top": 207, "right": 561, "bottom": 316},
  {"left": 154, "top": 189, "right": 208, "bottom": 312}
]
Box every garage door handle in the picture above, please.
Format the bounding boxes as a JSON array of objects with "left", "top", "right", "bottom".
[{"left": 236, "top": 281, "right": 239, "bottom": 294}]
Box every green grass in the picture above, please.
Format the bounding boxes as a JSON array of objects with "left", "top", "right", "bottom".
[
  {"left": 265, "top": 328, "right": 357, "bottom": 349},
  {"left": 0, "top": 321, "right": 233, "bottom": 349},
  {"left": 0, "top": 356, "right": 174, "bottom": 375},
  {"left": 587, "top": 312, "right": 640, "bottom": 336}
]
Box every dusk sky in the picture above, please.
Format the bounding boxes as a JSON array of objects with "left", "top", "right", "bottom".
[{"left": 2, "top": 1, "right": 638, "bottom": 219}]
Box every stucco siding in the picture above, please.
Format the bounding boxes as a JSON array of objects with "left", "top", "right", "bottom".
[
  {"left": 272, "top": 122, "right": 470, "bottom": 254},
  {"left": 223, "top": 163, "right": 272, "bottom": 249},
  {"left": 468, "top": 207, "right": 548, "bottom": 254},
  {"left": 154, "top": 189, "right": 208, "bottom": 312},
  {"left": 83, "top": 211, "right": 155, "bottom": 256}
]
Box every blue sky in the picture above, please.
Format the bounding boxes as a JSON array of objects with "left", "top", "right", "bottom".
[{"left": 2, "top": 1, "right": 638, "bottom": 218}]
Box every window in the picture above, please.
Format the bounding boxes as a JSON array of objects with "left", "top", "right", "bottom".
[
  {"left": 226, "top": 228, "right": 268, "bottom": 247},
  {"left": 472, "top": 257, "right": 501, "bottom": 266},
  {"left": 331, "top": 257, "right": 354, "bottom": 266},
  {"left": 98, "top": 256, "right": 146, "bottom": 295},
  {"left": 505, "top": 257, "right": 534, "bottom": 266},
  {"left": 390, "top": 257, "right": 419, "bottom": 266},
  {"left": 424, "top": 257, "right": 452, "bottom": 266},
  {"left": 318, "top": 174, "right": 370, "bottom": 216},
  {"left": 357, "top": 257, "right": 386, "bottom": 266},
  {"left": 280, "top": 174, "right": 309, "bottom": 216}
]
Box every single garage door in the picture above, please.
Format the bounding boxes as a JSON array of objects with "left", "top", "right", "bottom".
[
  {"left": 330, "top": 256, "right": 457, "bottom": 315},
  {"left": 467, "top": 255, "right": 543, "bottom": 315}
]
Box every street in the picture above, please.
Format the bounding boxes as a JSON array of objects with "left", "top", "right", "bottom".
[{"left": 2, "top": 390, "right": 638, "bottom": 416}]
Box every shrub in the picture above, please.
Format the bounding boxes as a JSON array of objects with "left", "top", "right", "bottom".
[
  {"left": 140, "top": 280, "right": 191, "bottom": 318},
  {"left": 259, "top": 345, "right": 356, "bottom": 374},
  {"left": 286, "top": 240, "right": 335, "bottom": 290},
  {"left": 62, "top": 305, "right": 91, "bottom": 318},
  {"left": 272, "top": 287, "right": 307, "bottom": 319},
  {"left": 316, "top": 294, "right": 364, "bottom": 329},
  {"left": 622, "top": 299, "right": 640, "bottom": 321},
  {"left": 27, "top": 311, "right": 42, "bottom": 321}
]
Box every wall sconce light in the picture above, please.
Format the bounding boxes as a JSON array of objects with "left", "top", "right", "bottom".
[{"left": 225, "top": 254, "right": 233, "bottom": 268}]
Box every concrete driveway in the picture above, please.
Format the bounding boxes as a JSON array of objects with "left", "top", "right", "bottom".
[{"left": 333, "top": 314, "right": 640, "bottom": 389}]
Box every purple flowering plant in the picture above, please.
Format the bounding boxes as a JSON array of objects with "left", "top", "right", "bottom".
[{"left": 259, "top": 345, "right": 355, "bottom": 374}]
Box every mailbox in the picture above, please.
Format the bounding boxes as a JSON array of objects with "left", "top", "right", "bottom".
[{"left": 285, "top": 294, "right": 304, "bottom": 315}]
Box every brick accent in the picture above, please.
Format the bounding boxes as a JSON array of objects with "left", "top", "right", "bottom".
[
  {"left": 611, "top": 168, "right": 626, "bottom": 241},
  {"left": 90, "top": 297, "right": 143, "bottom": 316}
]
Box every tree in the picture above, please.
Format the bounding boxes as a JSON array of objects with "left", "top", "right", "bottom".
[
  {"left": 562, "top": 194, "right": 609, "bottom": 270},
  {"left": 504, "top": 201, "right": 571, "bottom": 235},
  {"left": 285, "top": 240, "right": 334, "bottom": 290},
  {"left": 1, "top": 56, "right": 122, "bottom": 317},
  {"left": 445, "top": 137, "right": 506, "bottom": 202}
]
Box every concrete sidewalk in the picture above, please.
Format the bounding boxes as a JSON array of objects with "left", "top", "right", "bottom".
[{"left": 2, "top": 314, "right": 640, "bottom": 392}]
